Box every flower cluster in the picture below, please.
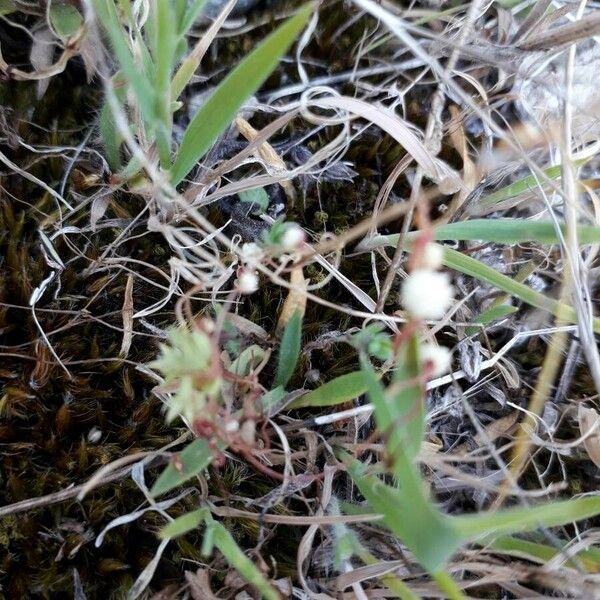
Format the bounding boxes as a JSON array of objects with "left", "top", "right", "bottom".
[
  {"left": 151, "top": 323, "right": 222, "bottom": 424},
  {"left": 234, "top": 222, "right": 306, "bottom": 295},
  {"left": 400, "top": 241, "right": 454, "bottom": 378}
]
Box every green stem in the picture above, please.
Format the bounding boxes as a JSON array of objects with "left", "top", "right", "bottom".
[{"left": 432, "top": 571, "right": 467, "bottom": 600}]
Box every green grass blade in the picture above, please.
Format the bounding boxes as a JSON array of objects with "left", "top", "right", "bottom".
[
  {"left": 478, "top": 160, "right": 587, "bottom": 211},
  {"left": 273, "top": 310, "right": 302, "bottom": 389},
  {"left": 441, "top": 246, "right": 600, "bottom": 331},
  {"left": 481, "top": 535, "right": 600, "bottom": 572},
  {"left": 159, "top": 508, "right": 207, "bottom": 540},
  {"left": 92, "top": 0, "right": 156, "bottom": 123},
  {"left": 454, "top": 496, "right": 600, "bottom": 540},
  {"left": 150, "top": 439, "right": 214, "bottom": 497},
  {"left": 288, "top": 371, "right": 367, "bottom": 409},
  {"left": 360, "top": 337, "right": 423, "bottom": 460},
  {"left": 345, "top": 456, "right": 461, "bottom": 572},
  {"left": 151, "top": 0, "right": 179, "bottom": 167},
  {"left": 366, "top": 219, "right": 600, "bottom": 247},
  {"left": 464, "top": 304, "right": 518, "bottom": 336},
  {"left": 170, "top": 4, "right": 311, "bottom": 184},
  {"left": 211, "top": 520, "right": 281, "bottom": 600},
  {"left": 432, "top": 571, "right": 467, "bottom": 600},
  {"left": 179, "top": 0, "right": 209, "bottom": 35},
  {"left": 432, "top": 219, "right": 600, "bottom": 245}
]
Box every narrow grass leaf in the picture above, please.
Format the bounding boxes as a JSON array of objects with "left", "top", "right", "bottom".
[
  {"left": 179, "top": 0, "right": 209, "bottom": 35},
  {"left": 151, "top": 0, "right": 179, "bottom": 167},
  {"left": 150, "top": 439, "right": 213, "bottom": 497},
  {"left": 288, "top": 371, "right": 366, "bottom": 409},
  {"left": 441, "top": 246, "right": 600, "bottom": 331},
  {"left": 170, "top": 4, "right": 311, "bottom": 184},
  {"left": 92, "top": 0, "right": 156, "bottom": 123},
  {"left": 211, "top": 520, "right": 281, "bottom": 600},
  {"left": 159, "top": 508, "right": 206, "bottom": 540},
  {"left": 432, "top": 219, "right": 600, "bottom": 245},
  {"left": 481, "top": 535, "right": 600, "bottom": 572},
  {"left": 273, "top": 310, "right": 302, "bottom": 389},
  {"left": 453, "top": 496, "right": 600, "bottom": 540},
  {"left": 365, "top": 219, "right": 600, "bottom": 247}
]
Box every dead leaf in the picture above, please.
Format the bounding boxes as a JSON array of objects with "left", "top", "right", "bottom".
[
  {"left": 236, "top": 116, "right": 296, "bottom": 203},
  {"left": 276, "top": 266, "right": 307, "bottom": 334},
  {"left": 186, "top": 569, "right": 220, "bottom": 600},
  {"left": 30, "top": 27, "right": 55, "bottom": 99},
  {"left": 119, "top": 274, "right": 134, "bottom": 357},
  {"left": 579, "top": 405, "right": 600, "bottom": 468}
]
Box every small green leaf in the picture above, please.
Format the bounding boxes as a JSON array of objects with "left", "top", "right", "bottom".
[
  {"left": 159, "top": 508, "right": 206, "bottom": 539},
  {"left": 150, "top": 439, "right": 214, "bottom": 497},
  {"left": 258, "top": 386, "right": 286, "bottom": 412},
  {"left": 49, "top": 2, "right": 83, "bottom": 38},
  {"left": 273, "top": 310, "right": 302, "bottom": 389},
  {"left": 229, "top": 344, "right": 266, "bottom": 377},
  {"left": 170, "top": 4, "right": 312, "bottom": 184},
  {"left": 238, "top": 187, "right": 270, "bottom": 213},
  {"left": 464, "top": 304, "right": 518, "bottom": 336},
  {"left": 289, "top": 371, "right": 367, "bottom": 409}
]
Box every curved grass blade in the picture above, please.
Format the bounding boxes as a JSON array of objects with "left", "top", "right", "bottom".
[
  {"left": 481, "top": 535, "right": 600, "bottom": 572},
  {"left": 441, "top": 246, "right": 600, "bottom": 331},
  {"left": 170, "top": 4, "right": 311, "bottom": 184},
  {"left": 363, "top": 219, "right": 600, "bottom": 248},
  {"left": 210, "top": 519, "right": 281, "bottom": 600},
  {"left": 359, "top": 230, "right": 600, "bottom": 332},
  {"left": 453, "top": 496, "right": 600, "bottom": 540},
  {"left": 92, "top": 0, "right": 156, "bottom": 123}
]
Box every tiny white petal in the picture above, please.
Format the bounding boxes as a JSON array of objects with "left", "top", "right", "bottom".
[
  {"left": 225, "top": 420, "right": 240, "bottom": 433},
  {"left": 420, "top": 343, "right": 452, "bottom": 377},
  {"left": 401, "top": 270, "right": 453, "bottom": 319},
  {"left": 87, "top": 427, "right": 102, "bottom": 443},
  {"left": 236, "top": 270, "right": 259, "bottom": 294},
  {"left": 422, "top": 243, "right": 444, "bottom": 270},
  {"left": 280, "top": 225, "right": 305, "bottom": 251},
  {"left": 240, "top": 242, "right": 263, "bottom": 267}
]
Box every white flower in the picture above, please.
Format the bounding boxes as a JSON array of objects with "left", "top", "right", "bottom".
[
  {"left": 240, "top": 242, "right": 263, "bottom": 267},
  {"left": 420, "top": 343, "right": 452, "bottom": 377},
  {"left": 401, "top": 269, "right": 453, "bottom": 320},
  {"left": 280, "top": 224, "right": 305, "bottom": 251},
  {"left": 236, "top": 269, "right": 259, "bottom": 294},
  {"left": 87, "top": 427, "right": 102, "bottom": 443},
  {"left": 422, "top": 243, "right": 444, "bottom": 270}
]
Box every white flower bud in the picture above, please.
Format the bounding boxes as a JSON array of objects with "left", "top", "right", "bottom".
[
  {"left": 236, "top": 270, "right": 259, "bottom": 294},
  {"left": 422, "top": 243, "right": 444, "bottom": 270},
  {"left": 401, "top": 269, "right": 454, "bottom": 320},
  {"left": 420, "top": 343, "right": 452, "bottom": 377},
  {"left": 87, "top": 427, "right": 102, "bottom": 443},
  {"left": 240, "top": 242, "right": 263, "bottom": 267},
  {"left": 280, "top": 224, "right": 305, "bottom": 251}
]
